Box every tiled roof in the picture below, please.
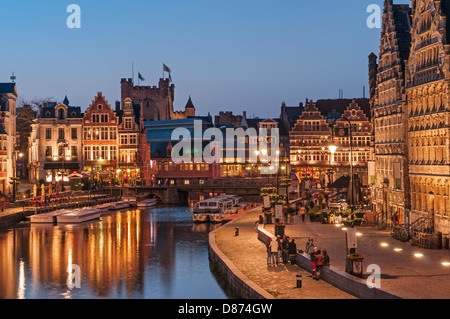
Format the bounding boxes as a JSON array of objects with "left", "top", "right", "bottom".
[{"left": 315, "top": 99, "right": 371, "bottom": 120}]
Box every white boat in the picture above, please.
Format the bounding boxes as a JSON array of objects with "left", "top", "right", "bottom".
[
  {"left": 137, "top": 198, "right": 157, "bottom": 207},
  {"left": 56, "top": 209, "right": 101, "bottom": 224},
  {"left": 109, "top": 201, "right": 130, "bottom": 210},
  {"left": 95, "top": 203, "right": 113, "bottom": 212},
  {"left": 192, "top": 195, "right": 240, "bottom": 223},
  {"left": 30, "top": 209, "right": 73, "bottom": 224}
]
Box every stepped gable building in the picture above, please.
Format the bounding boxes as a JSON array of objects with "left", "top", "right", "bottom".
[
  {"left": 28, "top": 96, "right": 83, "bottom": 186},
  {"left": 0, "top": 82, "right": 17, "bottom": 194},
  {"left": 82, "top": 92, "right": 119, "bottom": 179},
  {"left": 290, "top": 102, "right": 332, "bottom": 186},
  {"left": 371, "top": 0, "right": 412, "bottom": 226},
  {"left": 120, "top": 78, "right": 195, "bottom": 122},
  {"left": 405, "top": 0, "right": 450, "bottom": 234},
  {"left": 290, "top": 99, "right": 372, "bottom": 189}
]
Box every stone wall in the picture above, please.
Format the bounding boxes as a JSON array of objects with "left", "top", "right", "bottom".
[{"left": 208, "top": 228, "right": 275, "bottom": 300}]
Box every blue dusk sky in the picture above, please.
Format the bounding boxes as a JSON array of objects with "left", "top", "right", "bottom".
[{"left": 0, "top": 0, "right": 410, "bottom": 118}]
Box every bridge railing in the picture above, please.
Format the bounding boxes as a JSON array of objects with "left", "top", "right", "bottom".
[{"left": 175, "top": 177, "right": 279, "bottom": 189}]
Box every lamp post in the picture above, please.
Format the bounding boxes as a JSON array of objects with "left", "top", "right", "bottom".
[{"left": 329, "top": 117, "right": 354, "bottom": 220}]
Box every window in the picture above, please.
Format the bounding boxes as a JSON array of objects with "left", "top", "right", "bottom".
[
  {"left": 125, "top": 118, "right": 132, "bottom": 129},
  {"left": 101, "top": 127, "right": 108, "bottom": 140},
  {"left": 101, "top": 146, "right": 107, "bottom": 160},
  {"left": 84, "top": 146, "right": 91, "bottom": 160},
  {"left": 110, "top": 127, "right": 117, "bottom": 140},
  {"left": 45, "top": 128, "right": 52, "bottom": 140},
  {"left": 84, "top": 127, "right": 91, "bottom": 140},
  {"left": 71, "top": 128, "right": 77, "bottom": 140},
  {"left": 71, "top": 146, "right": 77, "bottom": 159},
  {"left": 120, "top": 135, "right": 128, "bottom": 145},
  {"left": 98, "top": 104, "right": 102, "bottom": 110},
  {"left": 58, "top": 128, "right": 65, "bottom": 140},
  {"left": 58, "top": 108, "right": 65, "bottom": 120},
  {"left": 101, "top": 114, "right": 108, "bottom": 123},
  {"left": 92, "top": 146, "right": 100, "bottom": 160},
  {"left": 129, "top": 134, "right": 137, "bottom": 145},
  {"left": 110, "top": 146, "right": 117, "bottom": 160},
  {"left": 93, "top": 129, "right": 100, "bottom": 140},
  {"left": 45, "top": 146, "right": 52, "bottom": 158}
]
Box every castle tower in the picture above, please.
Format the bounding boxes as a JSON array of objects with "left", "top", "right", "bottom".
[{"left": 120, "top": 78, "right": 175, "bottom": 121}]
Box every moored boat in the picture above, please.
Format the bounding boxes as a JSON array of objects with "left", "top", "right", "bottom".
[
  {"left": 192, "top": 195, "right": 242, "bottom": 223},
  {"left": 30, "top": 209, "right": 74, "bottom": 224},
  {"left": 137, "top": 198, "right": 157, "bottom": 207},
  {"left": 56, "top": 209, "right": 101, "bottom": 224},
  {"left": 108, "top": 201, "right": 130, "bottom": 210}
]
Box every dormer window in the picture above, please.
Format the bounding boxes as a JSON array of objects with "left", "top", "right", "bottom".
[{"left": 58, "top": 108, "right": 65, "bottom": 120}]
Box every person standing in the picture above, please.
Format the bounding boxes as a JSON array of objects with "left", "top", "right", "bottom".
[
  {"left": 276, "top": 235, "right": 282, "bottom": 265},
  {"left": 266, "top": 238, "right": 273, "bottom": 266},
  {"left": 301, "top": 206, "right": 306, "bottom": 222},
  {"left": 288, "top": 239, "right": 297, "bottom": 264},
  {"left": 282, "top": 235, "right": 290, "bottom": 264}
]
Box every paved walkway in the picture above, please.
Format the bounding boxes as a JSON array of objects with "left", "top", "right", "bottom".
[
  {"left": 214, "top": 207, "right": 355, "bottom": 299},
  {"left": 214, "top": 207, "right": 450, "bottom": 299}
]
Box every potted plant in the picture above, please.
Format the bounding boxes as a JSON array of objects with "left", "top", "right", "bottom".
[
  {"left": 353, "top": 218, "right": 367, "bottom": 227},
  {"left": 342, "top": 219, "right": 354, "bottom": 227}
]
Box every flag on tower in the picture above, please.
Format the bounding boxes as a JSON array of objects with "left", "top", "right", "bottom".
[
  {"left": 163, "top": 64, "right": 172, "bottom": 82},
  {"left": 138, "top": 72, "right": 145, "bottom": 81}
]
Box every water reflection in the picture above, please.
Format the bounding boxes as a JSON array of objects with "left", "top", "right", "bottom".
[{"left": 0, "top": 207, "right": 225, "bottom": 299}]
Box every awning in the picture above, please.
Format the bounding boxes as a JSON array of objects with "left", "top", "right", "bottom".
[{"left": 328, "top": 175, "right": 349, "bottom": 189}]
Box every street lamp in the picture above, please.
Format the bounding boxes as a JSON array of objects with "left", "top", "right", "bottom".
[{"left": 329, "top": 117, "right": 354, "bottom": 220}]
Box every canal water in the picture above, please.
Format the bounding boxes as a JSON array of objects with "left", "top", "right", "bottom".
[{"left": 0, "top": 206, "right": 229, "bottom": 299}]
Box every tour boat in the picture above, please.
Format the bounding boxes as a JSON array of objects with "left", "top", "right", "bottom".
[
  {"left": 56, "top": 209, "right": 101, "bottom": 224},
  {"left": 192, "top": 195, "right": 241, "bottom": 223},
  {"left": 30, "top": 209, "right": 74, "bottom": 224},
  {"left": 137, "top": 198, "right": 157, "bottom": 208}
]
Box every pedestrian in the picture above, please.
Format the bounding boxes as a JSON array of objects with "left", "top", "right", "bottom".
[
  {"left": 310, "top": 247, "right": 319, "bottom": 277},
  {"left": 282, "top": 235, "right": 290, "bottom": 264},
  {"left": 266, "top": 238, "right": 273, "bottom": 266},
  {"left": 313, "top": 250, "right": 325, "bottom": 280},
  {"left": 276, "top": 235, "right": 282, "bottom": 265},
  {"left": 393, "top": 211, "right": 400, "bottom": 226},
  {"left": 288, "top": 239, "right": 297, "bottom": 264},
  {"left": 301, "top": 206, "right": 306, "bottom": 222}
]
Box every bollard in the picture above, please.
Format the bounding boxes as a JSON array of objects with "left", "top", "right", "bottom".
[
  {"left": 235, "top": 227, "right": 239, "bottom": 237},
  {"left": 296, "top": 275, "right": 302, "bottom": 288}
]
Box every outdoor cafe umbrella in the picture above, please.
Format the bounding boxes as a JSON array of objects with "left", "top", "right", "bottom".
[
  {"left": 41, "top": 184, "right": 45, "bottom": 201},
  {"left": 48, "top": 184, "right": 52, "bottom": 198},
  {"left": 33, "top": 184, "right": 37, "bottom": 199}
]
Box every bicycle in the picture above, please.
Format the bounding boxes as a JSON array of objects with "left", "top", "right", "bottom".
[{"left": 305, "top": 237, "right": 316, "bottom": 253}]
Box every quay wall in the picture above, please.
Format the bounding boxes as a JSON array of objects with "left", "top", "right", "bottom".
[{"left": 208, "top": 212, "right": 275, "bottom": 300}]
